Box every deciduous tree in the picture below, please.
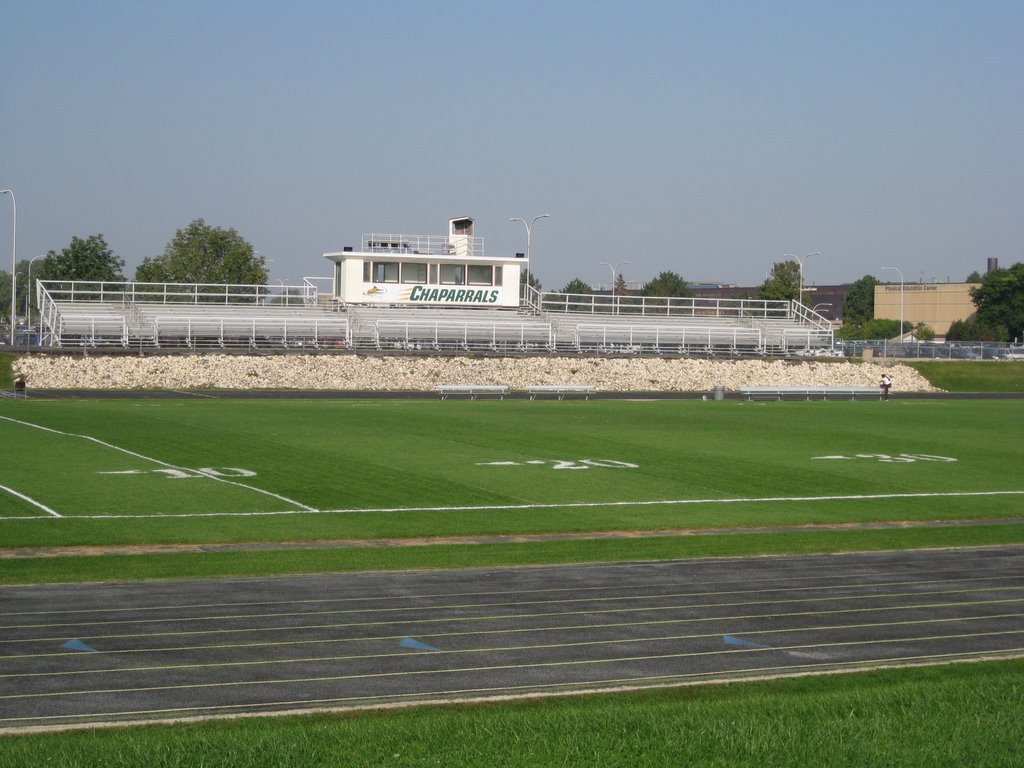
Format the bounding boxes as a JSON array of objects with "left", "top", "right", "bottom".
[
  {"left": 970, "top": 262, "right": 1024, "bottom": 342},
  {"left": 641, "top": 271, "right": 692, "bottom": 297},
  {"left": 36, "top": 235, "right": 125, "bottom": 283},
  {"left": 757, "top": 260, "right": 801, "bottom": 301},
  {"left": 842, "top": 274, "right": 878, "bottom": 328},
  {"left": 136, "top": 219, "right": 266, "bottom": 285}
]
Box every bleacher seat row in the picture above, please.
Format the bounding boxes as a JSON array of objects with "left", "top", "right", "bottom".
[{"left": 38, "top": 284, "right": 832, "bottom": 356}]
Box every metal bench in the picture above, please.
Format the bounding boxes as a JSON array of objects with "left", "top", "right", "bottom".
[
  {"left": 740, "top": 386, "right": 882, "bottom": 401},
  {"left": 437, "top": 384, "right": 509, "bottom": 400},
  {"left": 526, "top": 384, "right": 595, "bottom": 400}
]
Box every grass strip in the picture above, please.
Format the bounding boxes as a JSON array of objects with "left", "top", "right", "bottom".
[
  {"left": 0, "top": 353, "right": 13, "bottom": 389},
  {"left": 4, "top": 523, "right": 1022, "bottom": 585},
  {"left": 1, "top": 658, "right": 1021, "bottom": 767},
  {"left": 907, "top": 360, "right": 1024, "bottom": 392}
]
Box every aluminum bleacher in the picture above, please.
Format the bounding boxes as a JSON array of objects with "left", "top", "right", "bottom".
[
  {"left": 345, "top": 305, "right": 555, "bottom": 352},
  {"left": 38, "top": 281, "right": 349, "bottom": 350},
  {"left": 537, "top": 291, "right": 832, "bottom": 355},
  {"left": 36, "top": 281, "right": 833, "bottom": 356}
]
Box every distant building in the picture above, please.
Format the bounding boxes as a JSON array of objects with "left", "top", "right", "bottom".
[
  {"left": 690, "top": 280, "right": 981, "bottom": 335},
  {"left": 873, "top": 282, "right": 979, "bottom": 336}
]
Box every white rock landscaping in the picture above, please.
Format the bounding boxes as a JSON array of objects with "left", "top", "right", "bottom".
[{"left": 14, "top": 354, "right": 937, "bottom": 393}]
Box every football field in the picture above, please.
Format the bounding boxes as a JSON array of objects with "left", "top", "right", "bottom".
[
  {"left": 1, "top": 397, "right": 1022, "bottom": 549},
  {"left": 1, "top": 396, "right": 1024, "bottom": 736}
]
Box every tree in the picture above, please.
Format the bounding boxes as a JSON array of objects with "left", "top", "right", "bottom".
[
  {"left": 0, "top": 269, "right": 11, "bottom": 329},
  {"left": 757, "top": 260, "right": 801, "bottom": 301},
  {"left": 522, "top": 270, "right": 542, "bottom": 291},
  {"left": 860, "top": 318, "right": 904, "bottom": 340},
  {"left": 966, "top": 271, "right": 983, "bottom": 283},
  {"left": 560, "top": 278, "right": 593, "bottom": 311},
  {"left": 561, "top": 278, "right": 593, "bottom": 295},
  {"left": 136, "top": 219, "right": 267, "bottom": 285},
  {"left": 913, "top": 322, "right": 936, "bottom": 342},
  {"left": 842, "top": 274, "right": 878, "bottom": 328},
  {"left": 37, "top": 235, "right": 125, "bottom": 283},
  {"left": 945, "top": 318, "right": 1005, "bottom": 342},
  {"left": 641, "top": 271, "right": 692, "bottom": 298},
  {"left": 969, "top": 262, "right": 1024, "bottom": 342},
  {"left": 9, "top": 259, "right": 41, "bottom": 321}
]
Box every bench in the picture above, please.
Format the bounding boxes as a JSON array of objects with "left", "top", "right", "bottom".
[
  {"left": 437, "top": 384, "right": 509, "bottom": 400},
  {"left": 740, "top": 386, "right": 882, "bottom": 401},
  {"left": 526, "top": 384, "right": 595, "bottom": 400}
]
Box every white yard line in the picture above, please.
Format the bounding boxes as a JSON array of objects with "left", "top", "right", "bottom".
[
  {"left": 0, "top": 489, "right": 1021, "bottom": 522},
  {"left": 0, "top": 415, "right": 315, "bottom": 513},
  {"left": 0, "top": 485, "right": 61, "bottom": 518}
]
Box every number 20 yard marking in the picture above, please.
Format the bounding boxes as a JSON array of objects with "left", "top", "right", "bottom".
[{"left": 476, "top": 460, "right": 638, "bottom": 470}]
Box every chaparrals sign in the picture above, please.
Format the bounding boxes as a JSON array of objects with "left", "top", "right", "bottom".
[{"left": 362, "top": 285, "right": 502, "bottom": 304}]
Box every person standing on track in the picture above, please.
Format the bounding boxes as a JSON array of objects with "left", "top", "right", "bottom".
[{"left": 880, "top": 372, "right": 892, "bottom": 400}]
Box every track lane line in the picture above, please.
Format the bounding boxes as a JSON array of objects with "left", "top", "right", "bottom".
[
  {"left": 3, "top": 574, "right": 1022, "bottom": 631},
  {"left": 5, "top": 611, "right": 1023, "bottom": 682},
  {"left": 5, "top": 629, "right": 1024, "bottom": 705}
]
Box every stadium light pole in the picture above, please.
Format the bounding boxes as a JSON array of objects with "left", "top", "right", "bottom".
[
  {"left": 26, "top": 253, "right": 45, "bottom": 341},
  {"left": 510, "top": 214, "right": 549, "bottom": 302},
  {"left": 1, "top": 189, "right": 15, "bottom": 345},
  {"left": 786, "top": 251, "right": 820, "bottom": 308},
  {"left": 600, "top": 260, "right": 630, "bottom": 314},
  {"left": 882, "top": 265, "right": 905, "bottom": 340}
]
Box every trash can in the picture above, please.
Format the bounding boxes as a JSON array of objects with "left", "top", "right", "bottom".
[
  {"left": 863, "top": 347, "right": 874, "bottom": 360},
  {"left": 713, "top": 385, "right": 725, "bottom": 401}
]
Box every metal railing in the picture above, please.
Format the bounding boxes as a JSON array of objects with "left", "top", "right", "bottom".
[
  {"left": 152, "top": 316, "right": 350, "bottom": 350},
  {"left": 362, "top": 319, "right": 554, "bottom": 353},
  {"left": 361, "top": 233, "right": 485, "bottom": 258},
  {"left": 573, "top": 324, "right": 764, "bottom": 354},
  {"left": 38, "top": 280, "right": 318, "bottom": 307},
  {"left": 55, "top": 315, "right": 129, "bottom": 347},
  {"left": 529, "top": 289, "right": 808, "bottom": 322}
]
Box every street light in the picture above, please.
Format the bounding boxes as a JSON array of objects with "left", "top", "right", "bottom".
[
  {"left": 785, "top": 251, "right": 821, "bottom": 308},
  {"left": 881, "top": 265, "right": 905, "bottom": 340},
  {"left": 510, "top": 214, "right": 549, "bottom": 302},
  {"left": 599, "top": 261, "right": 630, "bottom": 314},
  {"left": 26, "top": 253, "right": 45, "bottom": 339},
  {"left": 1, "top": 189, "right": 15, "bottom": 344}
]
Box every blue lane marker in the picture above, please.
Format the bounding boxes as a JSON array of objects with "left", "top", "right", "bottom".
[
  {"left": 400, "top": 637, "right": 440, "bottom": 652},
  {"left": 723, "top": 634, "right": 772, "bottom": 650},
  {"left": 61, "top": 639, "right": 97, "bottom": 653}
]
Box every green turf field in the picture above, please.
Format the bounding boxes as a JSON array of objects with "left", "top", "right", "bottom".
[
  {"left": 2, "top": 396, "right": 1023, "bottom": 762},
  {"left": 2, "top": 398, "right": 1022, "bottom": 551}
]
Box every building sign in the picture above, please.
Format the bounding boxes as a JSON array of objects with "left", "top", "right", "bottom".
[
  {"left": 883, "top": 285, "right": 939, "bottom": 292},
  {"left": 363, "top": 285, "right": 502, "bottom": 304}
]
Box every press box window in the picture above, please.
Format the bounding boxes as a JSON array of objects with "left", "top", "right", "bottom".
[
  {"left": 468, "top": 265, "right": 493, "bottom": 286},
  {"left": 440, "top": 264, "right": 466, "bottom": 285},
  {"left": 373, "top": 262, "right": 399, "bottom": 283},
  {"left": 401, "top": 262, "right": 427, "bottom": 284}
]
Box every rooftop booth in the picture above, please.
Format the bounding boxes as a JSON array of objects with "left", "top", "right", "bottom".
[{"left": 324, "top": 216, "right": 524, "bottom": 307}]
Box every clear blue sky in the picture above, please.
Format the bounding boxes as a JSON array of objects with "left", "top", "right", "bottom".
[{"left": 2, "top": 0, "right": 1021, "bottom": 290}]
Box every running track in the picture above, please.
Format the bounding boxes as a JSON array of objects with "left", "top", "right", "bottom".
[{"left": 1, "top": 545, "right": 1023, "bottom": 731}]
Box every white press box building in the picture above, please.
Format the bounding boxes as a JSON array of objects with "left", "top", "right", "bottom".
[{"left": 324, "top": 216, "right": 525, "bottom": 308}]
